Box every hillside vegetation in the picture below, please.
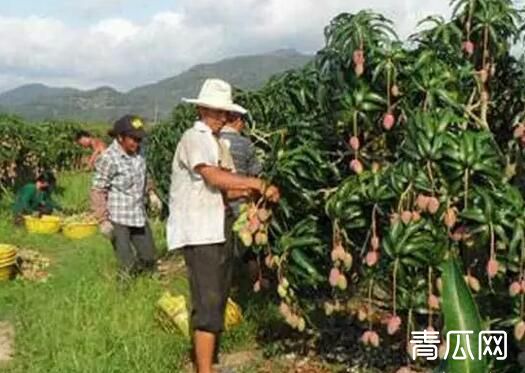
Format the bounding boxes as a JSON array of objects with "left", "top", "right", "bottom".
[{"left": 0, "top": 50, "right": 311, "bottom": 123}]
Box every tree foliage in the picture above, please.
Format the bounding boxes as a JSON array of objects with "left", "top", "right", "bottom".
[
  {"left": 148, "top": 1, "right": 525, "bottom": 370},
  {"left": 0, "top": 114, "right": 87, "bottom": 192}
]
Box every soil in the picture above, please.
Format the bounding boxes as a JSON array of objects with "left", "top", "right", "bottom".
[
  {"left": 184, "top": 350, "right": 336, "bottom": 373},
  {"left": 255, "top": 354, "right": 335, "bottom": 372},
  {"left": 220, "top": 350, "right": 262, "bottom": 367},
  {"left": 0, "top": 321, "right": 14, "bottom": 365}
]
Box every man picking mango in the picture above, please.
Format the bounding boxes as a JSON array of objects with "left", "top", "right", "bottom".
[{"left": 167, "top": 78, "right": 280, "bottom": 373}]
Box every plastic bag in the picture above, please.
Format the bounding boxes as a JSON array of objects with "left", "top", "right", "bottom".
[
  {"left": 156, "top": 290, "right": 243, "bottom": 337},
  {"left": 156, "top": 292, "right": 190, "bottom": 338}
]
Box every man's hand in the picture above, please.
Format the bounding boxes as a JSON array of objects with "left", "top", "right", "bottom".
[
  {"left": 13, "top": 215, "right": 24, "bottom": 226},
  {"left": 90, "top": 189, "right": 109, "bottom": 223},
  {"left": 264, "top": 185, "right": 280, "bottom": 203},
  {"left": 87, "top": 153, "right": 98, "bottom": 170},
  {"left": 146, "top": 179, "right": 156, "bottom": 194},
  {"left": 99, "top": 220, "right": 114, "bottom": 239},
  {"left": 226, "top": 189, "right": 252, "bottom": 201},
  {"left": 148, "top": 190, "right": 163, "bottom": 212},
  {"left": 196, "top": 165, "right": 280, "bottom": 203}
]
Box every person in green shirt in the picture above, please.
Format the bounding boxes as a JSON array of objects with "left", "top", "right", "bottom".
[{"left": 13, "top": 172, "right": 61, "bottom": 225}]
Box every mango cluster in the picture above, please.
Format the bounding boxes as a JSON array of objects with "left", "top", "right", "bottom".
[{"left": 233, "top": 202, "right": 271, "bottom": 247}]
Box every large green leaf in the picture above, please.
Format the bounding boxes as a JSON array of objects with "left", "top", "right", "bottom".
[{"left": 441, "top": 256, "right": 487, "bottom": 373}]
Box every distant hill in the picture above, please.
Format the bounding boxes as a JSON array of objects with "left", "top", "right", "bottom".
[{"left": 0, "top": 49, "right": 311, "bottom": 123}]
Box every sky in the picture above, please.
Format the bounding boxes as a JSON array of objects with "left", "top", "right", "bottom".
[{"left": 0, "top": 0, "right": 455, "bottom": 93}]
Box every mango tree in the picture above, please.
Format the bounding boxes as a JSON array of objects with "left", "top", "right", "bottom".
[
  {"left": 0, "top": 114, "right": 86, "bottom": 193},
  {"left": 148, "top": 1, "right": 525, "bottom": 371}
]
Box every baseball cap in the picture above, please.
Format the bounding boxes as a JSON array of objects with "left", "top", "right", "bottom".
[{"left": 108, "top": 115, "right": 146, "bottom": 139}]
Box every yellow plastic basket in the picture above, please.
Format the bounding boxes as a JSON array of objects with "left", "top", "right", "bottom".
[
  {"left": 0, "top": 256, "right": 16, "bottom": 268},
  {"left": 0, "top": 266, "right": 15, "bottom": 281},
  {"left": 62, "top": 223, "right": 98, "bottom": 240},
  {"left": 24, "top": 215, "right": 62, "bottom": 234},
  {"left": 0, "top": 244, "right": 16, "bottom": 258},
  {"left": 0, "top": 244, "right": 18, "bottom": 282}
]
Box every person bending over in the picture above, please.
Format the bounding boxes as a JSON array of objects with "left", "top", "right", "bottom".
[{"left": 13, "top": 172, "right": 61, "bottom": 225}]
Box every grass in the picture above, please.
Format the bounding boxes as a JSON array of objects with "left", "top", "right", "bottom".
[
  {"left": 54, "top": 171, "right": 92, "bottom": 213},
  {"left": 0, "top": 171, "right": 91, "bottom": 215},
  {"left": 0, "top": 172, "right": 273, "bottom": 372}
]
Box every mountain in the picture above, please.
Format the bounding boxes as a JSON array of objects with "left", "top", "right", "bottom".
[
  {"left": 0, "top": 49, "right": 311, "bottom": 123},
  {"left": 0, "top": 85, "right": 129, "bottom": 123}
]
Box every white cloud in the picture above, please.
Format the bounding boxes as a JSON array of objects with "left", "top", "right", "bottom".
[
  {"left": 91, "top": 19, "right": 139, "bottom": 44},
  {"left": 0, "top": 1, "right": 452, "bottom": 93}
]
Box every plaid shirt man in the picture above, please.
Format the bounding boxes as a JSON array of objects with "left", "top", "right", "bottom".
[{"left": 92, "top": 140, "right": 147, "bottom": 227}]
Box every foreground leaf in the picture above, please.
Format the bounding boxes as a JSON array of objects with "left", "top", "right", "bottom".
[{"left": 441, "top": 256, "right": 487, "bottom": 373}]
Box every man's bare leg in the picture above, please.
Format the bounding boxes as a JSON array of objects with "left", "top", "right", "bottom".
[{"left": 194, "top": 330, "right": 215, "bottom": 373}]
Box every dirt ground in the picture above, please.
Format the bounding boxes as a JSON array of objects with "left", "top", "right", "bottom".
[
  {"left": 0, "top": 321, "right": 14, "bottom": 365},
  {"left": 184, "top": 350, "right": 336, "bottom": 373}
]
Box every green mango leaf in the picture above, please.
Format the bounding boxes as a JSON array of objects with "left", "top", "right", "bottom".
[
  {"left": 441, "top": 256, "right": 487, "bottom": 373},
  {"left": 460, "top": 208, "right": 487, "bottom": 224},
  {"left": 290, "top": 249, "right": 324, "bottom": 281},
  {"left": 510, "top": 222, "right": 524, "bottom": 254}
]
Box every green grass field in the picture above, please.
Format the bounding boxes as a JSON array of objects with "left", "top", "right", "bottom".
[{"left": 0, "top": 172, "right": 277, "bottom": 373}]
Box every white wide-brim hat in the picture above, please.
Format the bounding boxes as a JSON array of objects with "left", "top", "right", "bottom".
[{"left": 182, "top": 78, "right": 248, "bottom": 115}]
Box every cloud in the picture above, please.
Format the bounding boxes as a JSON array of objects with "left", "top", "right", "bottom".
[
  {"left": 0, "top": 1, "right": 452, "bottom": 93},
  {"left": 91, "top": 19, "right": 139, "bottom": 43}
]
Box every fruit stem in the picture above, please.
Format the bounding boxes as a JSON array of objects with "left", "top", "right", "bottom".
[
  {"left": 397, "top": 183, "right": 413, "bottom": 213},
  {"left": 464, "top": 169, "right": 469, "bottom": 210},
  {"left": 277, "top": 252, "right": 288, "bottom": 284},
  {"left": 466, "top": 0, "right": 474, "bottom": 39},
  {"left": 466, "top": 87, "right": 477, "bottom": 111},
  {"left": 368, "top": 278, "right": 374, "bottom": 330},
  {"left": 490, "top": 222, "right": 495, "bottom": 259},
  {"left": 257, "top": 256, "right": 263, "bottom": 281},
  {"left": 489, "top": 222, "right": 495, "bottom": 290},
  {"left": 520, "top": 224, "right": 525, "bottom": 279},
  {"left": 406, "top": 307, "right": 414, "bottom": 362},
  {"left": 255, "top": 196, "right": 265, "bottom": 210},
  {"left": 393, "top": 258, "right": 399, "bottom": 316},
  {"left": 387, "top": 67, "right": 392, "bottom": 111},
  {"left": 481, "top": 26, "right": 490, "bottom": 128},
  {"left": 482, "top": 25, "right": 489, "bottom": 70},
  {"left": 446, "top": 198, "right": 451, "bottom": 234},
  {"left": 353, "top": 111, "right": 358, "bottom": 151},
  {"left": 464, "top": 108, "right": 487, "bottom": 129},
  {"left": 427, "top": 161, "right": 435, "bottom": 196},
  {"left": 332, "top": 220, "right": 340, "bottom": 248},
  {"left": 520, "top": 292, "right": 525, "bottom": 320},
  {"left": 428, "top": 266, "right": 433, "bottom": 328},
  {"left": 372, "top": 204, "right": 378, "bottom": 240},
  {"left": 521, "top": 237, "right": 525, "bottom": 320}
]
